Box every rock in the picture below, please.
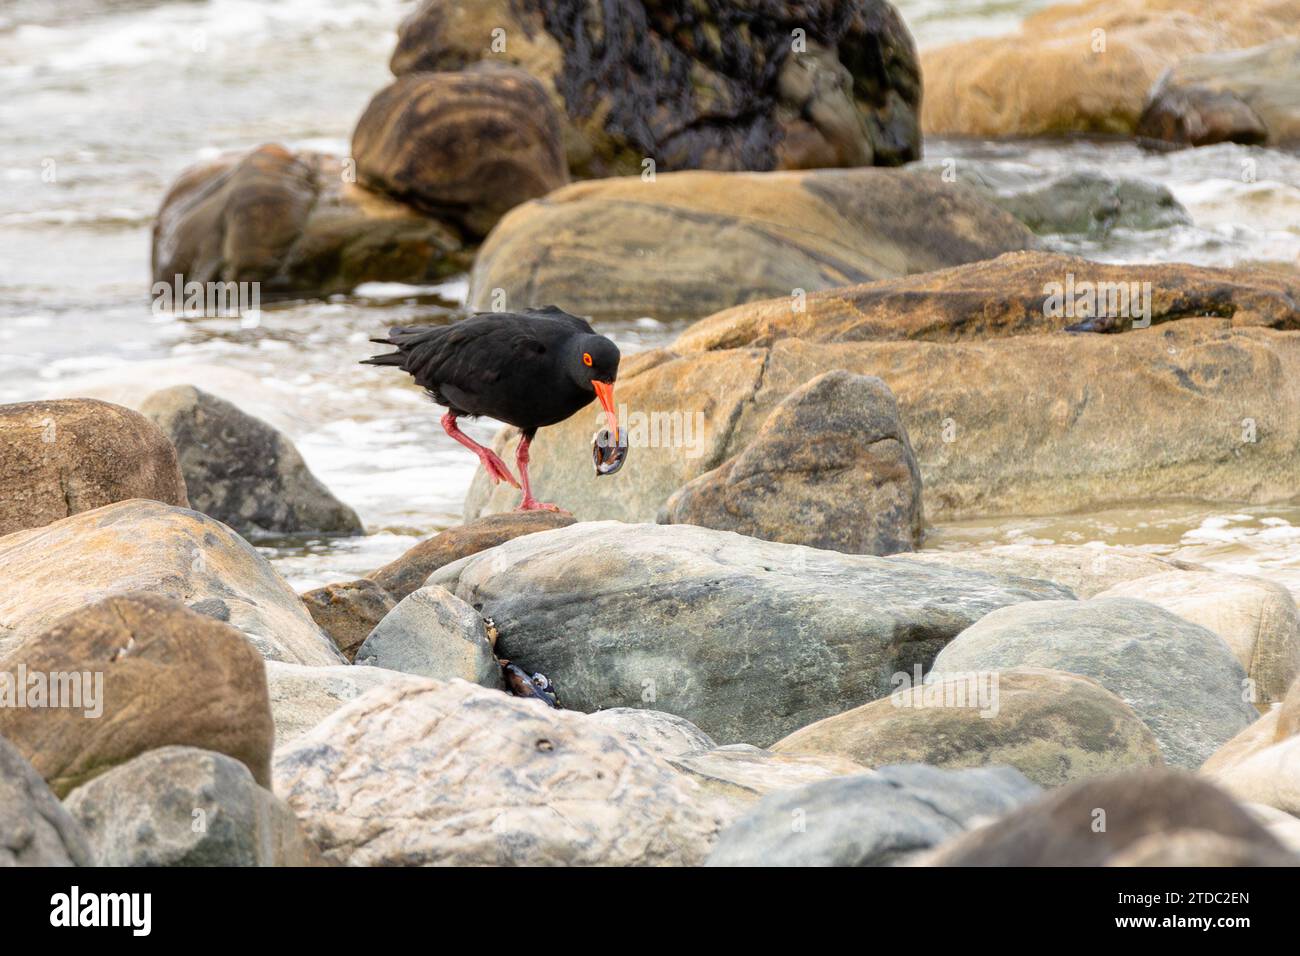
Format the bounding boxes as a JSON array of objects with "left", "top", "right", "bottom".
[
  {"left": 917, "top": 769, "right": 1294, "bottom": 866},
  {"left": 0, "top": 594, "right": 274, "bottom": 797},
  {"left": 1107, "top": 828, "right": 1299, "bottom": 865},
  {"left": 930, "top": 598, "right": 1259, "bottom": 768},
  {"left": 300, "top": 578, "right": 396, "bottom": 661},
  {"left": 1096, "top": 570, "right": 1300, "bottom": 705},
  {"left": 0, "top": 399, "right": 187, "bottom": 537},
  {"left": 1202, "top": 705, "right": 1284, "bottom": 773},
  {"left": 274, "top": 679, "right": 722, "bottom": 865},
  {"left": 667, "top": 745, "right": 869, "bottom": 820},
  {"left": 467, "top": 167, "right": 1032, "bottom": 323},
  {"left": 1242, "top": 802, "right": 1300, "bottom": 854},
  {"left": 64, "top": 747, "right": 320, "bottom": 866},
  {"left": 0, "top": 735, "right": 91, "bottom": 866},
  {"left": 355, "top": 585, "right": 503, "bottom": 690},
  {"left": 705, "top": 764, "right": 1039, "bottom": 866},
  {"left": 391, "top": 0, "right": 922, "bottom": 177},
  {"left": 263, "top": 661, "right": 427, "bottom": 748},
  {"left": 585, "top": 708, "right": 717, "bottom": 758},
  {"left": 1204, "top": 733, "right": 1300, "bottom": 818},
  {"left": 469, "top": 252, "right": 1300, "bottom": 524},
  {"left": 141, "top": 386, "right": 362, "bottom": 537},
  {"left": 429, "top": 521, "right": 1071, "bottom": 745},
  {"left": 367, "top": 511, "right": 574, "bottom": 601},
  {"left": 0, "top": 499, "right": 342, "bottom": 665},
  {"left": 773, "top": 667, "right": 1164, "bottom": 788},
  {"left": 353, "top": 68, "right": 568, "bottom": 238},
  {"left": 1138, "top": 39, "right": 1300, "bottom": 147},
  {"left": 659, "top": 371, "right": 922, "bottom": 555},
  {"left": 921, "top": 0, "right": 1297, "bottom": 137},
  {"left": 152, "top": 144, "right": 469, "bottom": 300},
  {"left": 986, "top": 171, "right": 1191, "bottom": 236}
]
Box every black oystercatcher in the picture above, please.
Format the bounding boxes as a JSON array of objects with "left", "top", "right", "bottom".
[{"left": 363, "top": 306, "right": 621, "bottom": 512}]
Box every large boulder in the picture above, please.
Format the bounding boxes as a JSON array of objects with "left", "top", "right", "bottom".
[
  {"left": 0, "top": 399, "right": 187, "bottom": 537},
  {"left": 355, "top": 585, "right": 504, "bottom": 690},
  {"left": 429, "top": 521, "right": 1071, "bottom": 745},
  {"left": 659, "top": 371, "right": 922, "bottom": 555},
  {"left": 1096, "top": 570, "right": 1300, "bottom": 705},
  {"left": 391, "top": 0, "right": 922, "bottom": 177},
  {"left": 585, "top": 708, "right": 718, "bottom": 758},
  {"left": 64, "top": 747, "right": 320, "bottom": 866},
  {"left": 0, "top": 594, "right": 274, "bottom": 797},
  {"left": 1138, "top": 38, "right": 1300, "bottom": 148},
  {"left": 705, "top": 764, "right": 1039, "bottom": 866},
  {"left": 366, "top": 511, "right": 574, "bottom": 601},
  {"left": 1204, "top": 734, "right": 1300, "bottom": 818},
  {"left": 274, "top": 679, "right": 723, "bottom": 865},
  {"left": 930, "top": 598, "right": 1259, "bottom": 769},
  {"left": 140, "top": 386, "right": 362, "bottom": 537},
  {"left": 152, "top": 144, "right": 469, "bottom": 300},
  {"left": 467, "top": 168, "right": 1033, "bottom": 322},
  {"left": 772, "top": 667, "right": 1164, "bottom": 788},
  {"left": 0, "top": 736, "right": 92, "bottom": 866},
  {"left": 0, "top": 499, "right": 343, "bottom": 665},
  {"left": 468, "top": 253, "right": 1300, "bottom": 524},
  {"left": 666, "top": 745, "right": 869, "bottom": 821},
  {"left": 352, "top": 68, "right": 568, "bottom": 238},
  {"left": 917, "top": 769, "right": 1296, "bottom": 866},
  {"left": 921, "top": 0, "right": 1298, "bottom": 137},
  {"left": 263, "top": 661, "right": 427, "bottom": 748}
]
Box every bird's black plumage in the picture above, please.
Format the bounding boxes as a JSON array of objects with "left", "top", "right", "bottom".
[{"left": 363, "top": 306, "right": 620, "bottom": 431}]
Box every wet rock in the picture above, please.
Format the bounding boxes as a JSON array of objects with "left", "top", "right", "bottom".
[
  {"left": 152, "top": 144, "right": 469, "bottom": 300},
  {"left": 64, "top": 746, "right": 320, "bottom": 866},
  {"left": 660, "top": 371, "right": 922, "bottom": 555},
  {"left": 367, "top": 511, "right": 574, "bottom": 601},
  {"left": 467, "top": 167, "right": 1032, "bottom": 323},
  {"left": 0, "top": 594, "right": 274, "bottom": 797},
  {"left": 930, "top": 598, "right": 1259, "bottom": 768},
  {"left": 141, "top": 385, "right": 362, "bottom": 537},
  {"left": 1097, "top": 570, "right": 1300, "bottom": 705},
  {"left": 773, "top": 667, "right": 1163, "bottom": 788},
  {"left": 921, "top": 0, "right": 1295, "bottom": 137},
  {"left": 274, "top": 679, "right": 723, "bottom": 865},
  {"left": 585, "top": 708, "right": 718, "bottom": 758},
  {"left": 706, "top": 764, "right": 1039, "bottom": 866},
  {"left": 986, "top": 171, "right": 1191, "bottom": 236},
  {"left": 917, "top": 769, "right": 1295, "bottom": 866},
  {"left": 1138, "top": 39, "right": 1299, "bottom": 147},
  {"left": 391, "top": 0, "right": 921, "bottom": 177},
  {"left": 353, "top": 68, "right": 568, "bottom": 238},
  {"left": 300, "top": 578, "right": 396, "bottom": 661},
  {"left": 429, "top": 521, "right": 1071, "bottom": 746},
  {"left": 355, "top": 585, "right": 503, "bottom": 690},
  {"left": 264, "top": 661, "right": 426, "bottom": 748},
  {"left": 0, "top": 399, "right": 187, "bottom": 537},
  {"left": 0, "top": 499, "right": 343, "bottom": 666},
  {"left": 0, "top": 735, "right": 91, "bottom": 866}
]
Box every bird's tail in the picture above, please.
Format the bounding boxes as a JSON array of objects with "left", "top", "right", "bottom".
[{"left": 360, "top": 325, "right": 443, "bottom": 367}]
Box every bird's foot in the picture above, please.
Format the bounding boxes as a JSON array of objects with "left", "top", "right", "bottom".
[
  {"left": 516, "top": 496, "right": 569, "bottom": 514},
  {"left": 478, "top": 449, "right": 521, "bottom": 488}
]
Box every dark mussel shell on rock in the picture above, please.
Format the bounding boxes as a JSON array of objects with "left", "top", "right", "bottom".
[
  {"left": 592, "top": 426, "right": 629, "bottom": 476},
  {"left": 501, "top": 659, "right": 559, "bottom": 708}
]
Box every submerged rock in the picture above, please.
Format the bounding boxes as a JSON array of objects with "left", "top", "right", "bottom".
[
  {"left": 65, "top": 747, "right": 320, "bottom": 866},
  {"left": 0, "top": 736, "right": 92, "bottom": 866},
  {"left": 429, "top": 521, "right": 1071, "bottom": 745},
  {"left": 0, "top": 399, "right": 187, "bottom": 537},
  {"left": 391, "top": 0, "right": 921, "bottom": 177},
  {"left": 930, "top": 598, "right": 1259, "bottom": 768},
  {"left": 274, "top": 679, "right": 723, "bottom": 865},
  {"left": 660, "top": 370, "right": 922, "bottom": 555},
  {"left": 141, "top": 385, "right": 362, "bottom": 537},
  {"left": 0, "top": 499, "right": 343, "bottom": 666},
  {"left": 0, "top": 594, "right": 274, "bottom": 797}
]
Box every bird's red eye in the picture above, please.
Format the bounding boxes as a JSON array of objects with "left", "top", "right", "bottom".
[{"left": 582, "top": 352, "right": 593, "bottom": 367}]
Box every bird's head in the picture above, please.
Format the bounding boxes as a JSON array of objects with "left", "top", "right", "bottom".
[{"left": 570, "top": 334, "right": 621, "bottom": 435}]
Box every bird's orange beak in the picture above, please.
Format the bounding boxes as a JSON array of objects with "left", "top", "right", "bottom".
[{"left": 593, "top": 380, "right": 619, "bottom": 436}]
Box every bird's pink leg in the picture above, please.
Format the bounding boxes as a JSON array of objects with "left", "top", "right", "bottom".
[
  {"left": 514, "top": 433, "right": 567, "bottom": 513},
  {"left": 441, "top": 412, "right": 519, "bottom": 488}
]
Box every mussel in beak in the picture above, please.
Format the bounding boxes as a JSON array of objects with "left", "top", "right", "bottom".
[{"left": 592, "top": 426, "right": 628, "bottom": 476}]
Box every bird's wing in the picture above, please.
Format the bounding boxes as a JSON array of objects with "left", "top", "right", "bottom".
[{"left": 404, "top": 319, "right": 550, "bottom": 396}]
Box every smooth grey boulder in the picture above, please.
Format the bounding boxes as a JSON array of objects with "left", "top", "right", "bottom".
[
  {"left": 430, "top": 522, "right": 1071, "bottom": 745},
  {"left": 63, "top": 746, "right": 320, "bottom": 866},
  {"left": 0, "top": 735, "right": 91, "bottom": 866},
  {"left": 355, "top": 585, "right": 503, "bottom": 690},
  {"left": 930, "top": 597, "right": 1259, "bottom": 769},
  {"left": 585, "top": 708, "right": 718, "bottom": 758},
  {"left": 705, "top": 763, "right": 1039, "bottom": 866},
  {"left": 141, "top": 385, "right": 362, "bottom": 537}
]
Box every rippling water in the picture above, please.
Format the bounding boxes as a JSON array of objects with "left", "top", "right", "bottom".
[{"left": 1, "top": 0, "right": 1297, "bottom": 596}]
